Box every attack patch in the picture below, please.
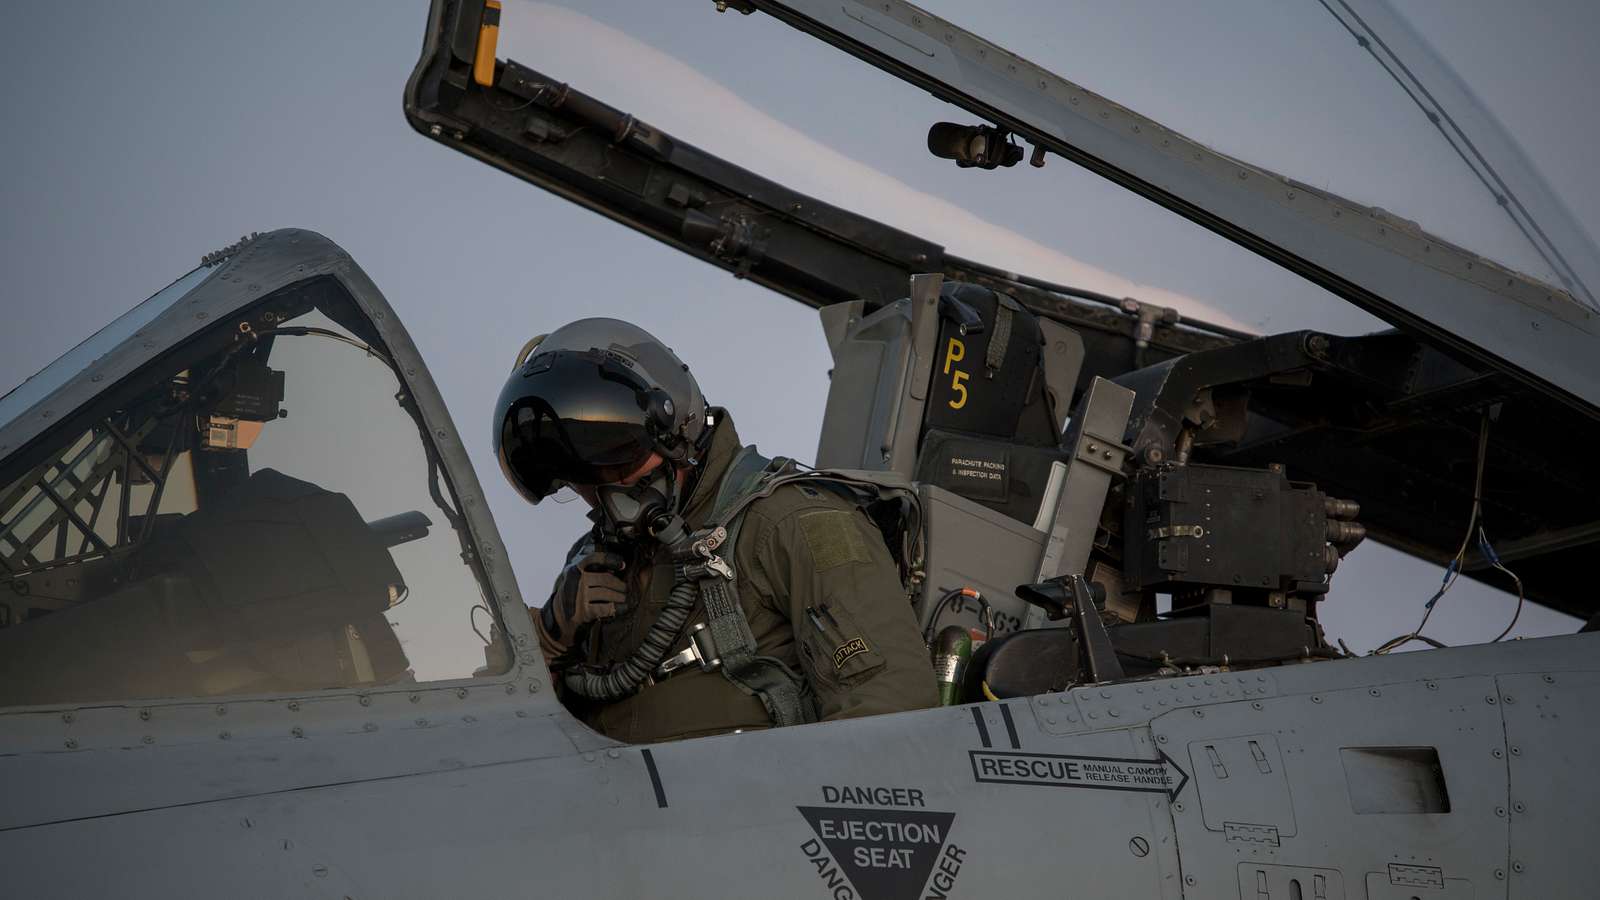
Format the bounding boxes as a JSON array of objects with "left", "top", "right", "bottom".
[
  {"left": 833, "top": 637, "right": 870, "bottom": 669},
  {"left": 798, "top": 510, "right": 869, "bottom": 571}
]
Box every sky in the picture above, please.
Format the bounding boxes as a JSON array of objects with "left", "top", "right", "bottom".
[{"left": 3, "top": 0, "right": 1596, "bottom": 667}]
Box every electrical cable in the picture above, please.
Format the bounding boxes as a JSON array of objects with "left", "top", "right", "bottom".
[
  {"left": 1373, "top": 411, "right": 1491, "bottom": 654},
  {"left": 1481, "top": 526, "right": 1527, "bottom": 642},
  {"left": 923, "top": 587, "right": 991, "bottom": 644},
  {"left": 469, "top": 603, "right": 495, "bottom": 646}
]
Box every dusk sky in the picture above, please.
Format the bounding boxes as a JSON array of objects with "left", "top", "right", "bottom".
[{"left": 4, "top": 1, "right": 1596, "bottom": 660}]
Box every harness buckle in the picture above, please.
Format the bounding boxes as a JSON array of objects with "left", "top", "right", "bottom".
[
  {"left": 654, "top": 622, "right": 722, "bottom": 679},
  {"left": 702, "top": 555, "right": 734, "bottom": 580}
]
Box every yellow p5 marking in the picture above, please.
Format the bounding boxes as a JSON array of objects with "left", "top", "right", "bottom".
[{"left": 943, "top": 338, "right": 969, "bottom": 409}]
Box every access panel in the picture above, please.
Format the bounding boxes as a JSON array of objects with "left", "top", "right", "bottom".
[{"left": 1151, "top": 676, "right": 1505, "bottom": 899}]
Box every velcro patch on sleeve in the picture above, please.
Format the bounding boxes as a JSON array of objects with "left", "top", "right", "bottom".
[
  {"left": 832, "top": 637, "right": 870, "bottom": 669},
  {"left": 797, "top": 510, "right": 869, "bottom": 571}
]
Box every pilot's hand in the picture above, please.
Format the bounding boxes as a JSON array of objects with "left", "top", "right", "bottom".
[{"left": 533, "top": 550, "right": 628, "bottom": 660}]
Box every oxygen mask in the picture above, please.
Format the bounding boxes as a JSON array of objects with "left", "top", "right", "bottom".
[{"left": 590, "top": 465, "right": 687, "bottom": 547}]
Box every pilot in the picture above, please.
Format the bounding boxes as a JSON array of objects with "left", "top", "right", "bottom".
[{"left": 494, "top": 318, "right": 937, "bottom": 743}]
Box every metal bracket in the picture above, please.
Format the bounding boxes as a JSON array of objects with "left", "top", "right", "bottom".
[
  {"left": 1073, "top": 428, "right": 1131, "bottom": 477},
  {"left": 1066, "top": 574, "right": 1125, "bottom": 683},
  {"left": 1028, "top": 377, "right": 1136, "bottom": 629}
]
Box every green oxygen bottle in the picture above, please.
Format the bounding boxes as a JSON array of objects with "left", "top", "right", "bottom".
[{"left": 932, "top": 625, "right": 973, "bottom": 706}]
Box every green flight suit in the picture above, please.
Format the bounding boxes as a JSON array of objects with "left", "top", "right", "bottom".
[{"left": 546, "top": 415, "right": 938, "bottom": 743}]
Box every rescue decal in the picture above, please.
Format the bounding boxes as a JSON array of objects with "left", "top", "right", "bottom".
[
  {"left": 969, "top": 749, "right": 1190, "bottom": 801},
  {"left": 798, "top": 785, "right": 966, "bottom": 900},
  {"left": 833, "top": 637, "right": 871, "bottom": 669}
]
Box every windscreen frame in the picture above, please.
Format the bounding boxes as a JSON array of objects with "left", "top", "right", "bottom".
[{"left": 0, "top": 228, "right": 547, "bottom": 718}]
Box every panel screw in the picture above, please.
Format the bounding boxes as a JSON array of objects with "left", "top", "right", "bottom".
[
  {"left": 505, "top": 684, "right": 517, "bottom": 695},
  {"left": 1494, "top": 869, "right": 1505, "bottom": 880},
  {"left": 219, "top": 731, "right": 231, "bottom": 740},
  {"left": 1157, "top": 734, "right": 1168, "bottom": 744},
  {"left": 1311, "top": 695, "right": 1322, "bottom": 704},
  {"left": 287, "top": 701, "right": 301, "bottom": 712},
  {"left": 1192, "top": 709, "right": 1204, "bottom": 718},
  {"left": 1510, "top": 745, "right": 1521, "bottom": 756},
  {"left": 1512, "top": 861, "right": 1524, "bottom": 873},
  {"left": 1495, "top": 806, "right": 1506, "bottom": 817},
  {"left": 358, "top": 696, "right": 371, "bottom": 707},
  {"left": 1543, "top": 674, "right": 1555, "bottom": 684},
  {"left": 139, "top": 709, "right": 152, "bottom": 721},
  {"left": 606, "top": 748, "right": 621, "bottom": 759},
  {"left": 1185, "top": 875, "right": 1196, "bottom": 885},
  {"left": 1252, "top": 702, "right": 1263, "bottom": 710},
  {"left": 1425, "top": 681, "right": 1437, "bottom": 690},
  {"left": 61, "top": 713, "right": 74, "bottom": 723},
  {"left": 64, "top": 739, "right": 78, "bottom": 749},
  {"left": 215, "top": 705, "right": 227, "bottom": 716},
  {"left": 312, "top": 865, "right": 328, "bottom": 878},
  {"left": 142, "top": 735, "right": 154, "bottom": 744},
  {"left": 291, "top": 727, "right": 304, "bottom": 738},
  {"left": 1368, "top": 688, "right": 1381, "bottom": 697},
  {"left": 1514, "top": 801, "right": 1526, "bottom": 813},
  {"left": 1492, "top": 748, "right": 1504, "bottom": 759},
  {"left": 1486, "top": 695, "right": 1497, "bottom": 704},
  {"left": 1503, "top": 695, "right": 1515, "bottom": 704},
  {"left": 456, "top": 688, "right": 469, "bottom": 699},
  {"left": 1129, "top": 836, "right": 1150, "bottom": 857},
  {"left": 410, "top": 694, "right": 421, "bottom": 703},
  {"left": 1173, "top": 802, "right": 1185, "bottom": 812},
  {"left": 529, "top": 681, "right": 541, "bottom": 693}
]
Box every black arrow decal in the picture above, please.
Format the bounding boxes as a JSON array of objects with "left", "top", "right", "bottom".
[{"left": 969, "top": 749, "right": 1189, "bottom": 801}]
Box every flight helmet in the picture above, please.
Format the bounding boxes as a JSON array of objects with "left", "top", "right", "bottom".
[{"left": 494, "top": 318, "right": 707, "bottom": 505}]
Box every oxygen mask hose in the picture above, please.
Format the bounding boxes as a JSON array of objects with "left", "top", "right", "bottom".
[{"left": 563, "top": 518, "right": 699, "bottom": 701}]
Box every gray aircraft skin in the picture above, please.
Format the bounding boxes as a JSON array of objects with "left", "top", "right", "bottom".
[{"left": 3, "top": 3, "right": 1599, "bottom": 899}]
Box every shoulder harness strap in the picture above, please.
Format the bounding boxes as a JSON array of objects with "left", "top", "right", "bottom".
[
  {"left": 689, "top": 447, "right": 817, "bottom": 727},
  {"left": 671, "top": 450, "right": 927, "bottom": 729}
]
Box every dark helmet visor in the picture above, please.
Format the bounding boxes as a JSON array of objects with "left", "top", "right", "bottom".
[{"left": 495, "top": 350, "right": 657, "bottom": 502}]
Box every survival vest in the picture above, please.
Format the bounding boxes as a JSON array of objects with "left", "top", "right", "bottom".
[{"left": 654, "top": 446, "right": 924, "bottom": 727}]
